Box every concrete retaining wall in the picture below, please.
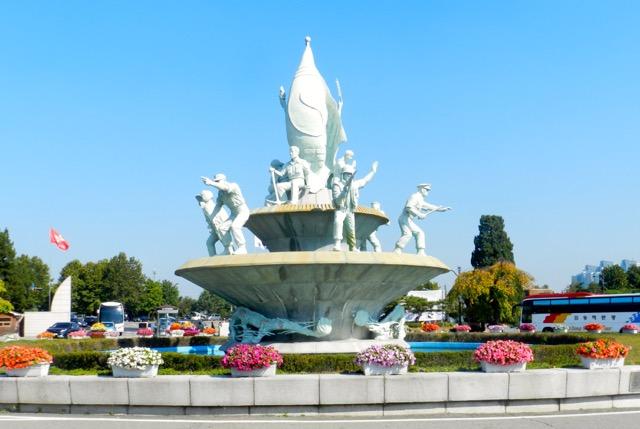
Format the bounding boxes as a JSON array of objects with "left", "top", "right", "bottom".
[{"left": 1, "top": 366, "right": 640, "bottom": 416}]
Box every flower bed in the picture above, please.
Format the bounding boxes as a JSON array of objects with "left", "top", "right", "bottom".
[
  {"left": 136, "top": 327, "right": 154, "bottom": 337},
  {"left": 108, "top": 347, "right": 164, "bottom": 369},
  {"left": 68, "top": 330, "right": 87, "bottom": 339},
  {"left": 222, "top": 344, "right": 283, "bottom": 374},
  {"left": 487, "top": 324, "right": 505, "bottom": 333},
  {"left": 37, "top": 331, "right": 56, "bottom": 339},
  {"left": 584, "top": 322, "right": 604, "bottom": 332},
  {"left": 622, "top": 324, "right": 639, "bottom": 334},
  {"left": 355, "top": 344, "right": 415, "bottom": 375},
  {"left": 473, "top": 340, "right": 534, "bottom": 372},
  {"left": 183, "top": 328, "right": 200, "bottom": 337},
  {"left": 0, "top": 346, "right": 53, "bottom": 374},
  {"left": 452, "top": 324, "right": 471, "bottom": 332},
  {"left": 519, "top": 323, "right": 536, "bottom": 333},
  {"left": 576, "top": 338, "right": 629, "bottom": 359},
  {"left": 421, "top": 322, "right": 439, "bottom": 333}
]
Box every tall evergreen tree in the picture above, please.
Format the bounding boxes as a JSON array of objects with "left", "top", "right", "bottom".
[
  {"left": 470, "top": 215, "right": 515, "bottom": 269},
  {"left": 0, "top": 229, "right": 16, "bottom": 283}
]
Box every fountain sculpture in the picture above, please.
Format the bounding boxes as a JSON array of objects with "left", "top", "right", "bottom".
[{"left": 176, "top": 37, "right": 450, "bottom": 353}]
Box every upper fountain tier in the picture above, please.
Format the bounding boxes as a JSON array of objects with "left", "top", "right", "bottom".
[{"left": 246, "top": 203, "right": 388, "bottom": 252}]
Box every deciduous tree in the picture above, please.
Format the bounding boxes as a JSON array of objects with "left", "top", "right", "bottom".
[
  {"left": 446, "top": 262, "right": 532, "bottom": 325},
  {"left": 601, "top": 265, "right": 628, "bottom": 291}
]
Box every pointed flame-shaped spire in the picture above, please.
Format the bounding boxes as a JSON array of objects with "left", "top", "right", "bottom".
[{"left": 295, "top": 36, "right": 318, "bottom": 77}]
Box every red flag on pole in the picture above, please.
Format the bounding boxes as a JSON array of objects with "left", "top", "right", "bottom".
[{"left": 49, "top": 228, "right": 70, "bottom": 251}]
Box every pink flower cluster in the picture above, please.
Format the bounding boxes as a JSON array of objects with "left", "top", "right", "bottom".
[
  {"left": 221, "top": 344, "right": 283, "bottom": 371},
  {"left": 473, "top": 340, "right": 534, "bottom": 366},
  {"left": 354, "top": 344, "right": 415, "bottom": 368},
  {"left": 622, "top": 324, "right": 639, "bottom": 331},
  {"left": 519, "top": 323, "right": 536, "bottom": 332},
  {"left": 453, "top": 324, "right": 471, "bottom": 332},
  {"left": 136, "top": 328, "right": 154, "bottom": 336},
  {"left": 182, "top": 328, "right": 200, "bottom": 337}
]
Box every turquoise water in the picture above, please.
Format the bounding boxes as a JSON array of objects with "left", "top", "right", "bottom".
[{"left": 153, "top": 342, "right": 482, "bottom": 356}]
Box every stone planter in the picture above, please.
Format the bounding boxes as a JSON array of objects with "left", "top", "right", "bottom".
[
  {"left": 137, "top": 335, "right": 154, "bottom": 338},
  {"left": 622, "top": 329, "right": 638, "bottom": 334},
  {"left": 480, "top": 361, "right": 527, "bottom": 373},
  {"left": 169, "top": 330, "right": 184, "bottom": 337},
  {"left": 6, "top": 363, "right": 50, "bottom": 377},
  {"left": 579, "top": 356, "right": 625, "bottom": 370},
  {"left": 89, "top": 331, "right": 106, "bottom": 338},
  {"left": 519, "top": 330, "right": 536, "bottom": 334},
  {"left": 361, "top": 363, "right": 408, "bottom": 376},
  {"left": 230, "top": 363, "right": 277, "bottom": 378},
  {"left": 586, "top": 329, "right": 602, "bottom": 334},
  {"left": 111, "top": 364, "right": 159, "bottom": 378},
  {"left": 69, "top": 336, "right": 88, "bottom": 340}
]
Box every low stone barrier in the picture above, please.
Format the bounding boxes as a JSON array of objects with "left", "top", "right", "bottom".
[{"left": 1, "top": 367, "right": 640, "bottom": 416}]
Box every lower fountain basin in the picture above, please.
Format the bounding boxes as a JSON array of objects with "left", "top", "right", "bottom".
[{"left": 176, "top": 252, "right": 449, "bottom": 341}]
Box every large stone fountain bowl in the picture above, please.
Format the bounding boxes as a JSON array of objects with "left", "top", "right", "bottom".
[
  {"left": 176, "top": 252, "right": 450, "bottom": 341},
  {"left": 245, "top": 204, "right": 389, "bottom": 252}
]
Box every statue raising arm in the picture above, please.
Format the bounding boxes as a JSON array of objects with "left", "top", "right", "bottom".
[{"left": 353, "top": 161, "right": 378, "bottom": 189}]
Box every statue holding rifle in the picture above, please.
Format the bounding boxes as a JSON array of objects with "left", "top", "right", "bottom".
[
  {"left": 332, "top": 161, "right": 378, "bottom": 251},
  {"left": 394, "top": 183, "right": 451, "bottom": 256}
]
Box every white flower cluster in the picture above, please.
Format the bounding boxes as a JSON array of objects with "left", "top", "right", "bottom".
[{"left": 107, "top": 347, "right": 164, "bottom": 370}]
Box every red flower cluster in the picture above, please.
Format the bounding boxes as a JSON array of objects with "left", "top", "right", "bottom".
[
  {"left": 576, "top": 338, "right": 630, "bottom": 359},
  {"left": 0, "top": 346, "right": 53, "bottom": 370},
  {"left": 221, "top": 344, "right": 283, "bottom": 371},
  {"left": 421, "top": 322, "right": 439, "bottom": 332},
  {"left": 584, "top": 323, "right": 604, "bottom": 332}
]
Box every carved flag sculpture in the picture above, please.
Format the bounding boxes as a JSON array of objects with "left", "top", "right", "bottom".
[{"left": 49, "top": 227, "right": 69, "bottom": 251}]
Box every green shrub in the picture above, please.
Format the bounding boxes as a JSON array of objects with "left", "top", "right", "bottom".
[
  {"left": 53, "top": 351, "right": 109, "bottom": 370},
  {"left": 280, "top": 354, "right": 359, "bottom": 374}
]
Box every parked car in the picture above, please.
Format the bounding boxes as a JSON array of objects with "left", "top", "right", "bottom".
[
  {"left": 46, "top": 322, "right": 81, "bottom": 338},
  {"left": 84, "top": 316, "right": 98, "bottom": 326}
]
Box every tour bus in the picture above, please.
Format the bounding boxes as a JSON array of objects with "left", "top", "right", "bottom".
[
  {"left": 520, "top": 292, "right": 640, "bottom": 332},
  {"left": 98, "top": 302, "right": 126, "bottom": 335}
]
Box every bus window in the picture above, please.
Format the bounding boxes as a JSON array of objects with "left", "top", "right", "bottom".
[
  {"left": 589, "top": 298, "right": 610, "bottom": 304},
  {"left": 569, "top": 299, "right": 588, "bottom": 305},
  {"left": 611, "top": 297, "right": 632, "bottom": 303},
  {"left": 633, "top": 297, "right": 640, "bottom": 303},
  {"left": 550, "top": 299, "right": 569, "bottom": 305},
  {"left": 533, "top": 300, "right": 550, "bottom": 306}
]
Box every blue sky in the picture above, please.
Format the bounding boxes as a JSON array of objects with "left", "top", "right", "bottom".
[{"left": 1, "top": 1, "right": 639, "bottom": 297}]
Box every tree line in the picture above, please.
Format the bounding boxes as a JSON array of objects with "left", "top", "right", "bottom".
[
  {"left": 567, "top": 264, "right": 640, "bottom": 293},
  {"left": 0, "top": 228, "right": 232, "bottom": 318}
]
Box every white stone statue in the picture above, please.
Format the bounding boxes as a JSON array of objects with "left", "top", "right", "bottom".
[
  {"left": 359, "top": 201, "right": 383, "bottom": 252},
  {"left": 265, "top": 159, "right": 286, "bottom": 205},
  {"left": 271, "top": 145, "right": 312, "bottom": 204},
  {"left": 201, "top": 173, "right": 250, "bottom": 255},
  {"left": 394, "top": 184, "right": 451, "bottom": 256},
  {"left": 196, "top": 190, "right": 232, "bottom": 256},
  {"left": 354, "top": 305, "right": 406, "bottom": 340},
  {"left": 332, "top": 161, "right": 378, "bottom": 251},
  {"left": 279, "top": 36, "right": 347, "bottom": 186},
  {"left": 333, "top": 149, "right": 356, "bottom": 180}
]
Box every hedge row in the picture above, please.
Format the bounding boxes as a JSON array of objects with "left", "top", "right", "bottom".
[
  {"left": 51, "top": 346, "right": 585, "bottom": 373},
  {"left": 10, "top": 336, "right": 226, "bottom": 354},
  {"left": 405, "top": 332, "right": 597, "bottom": 345},
  {"left": 52, "top": 352, "right": 360, "bottom": 373}
]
